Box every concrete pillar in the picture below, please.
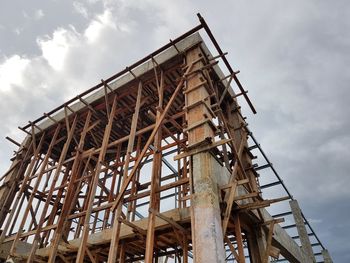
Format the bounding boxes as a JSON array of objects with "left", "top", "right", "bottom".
[
  {"left": 322, "top": 249, "right": 333, "bottom": 263},
  {"left": 185, "top": 46, "right": 225, "bottom": 263},
  {"left": 289, "top": 200, "right": 316, "bottom": 262},
  {"left": 192, "top": 152, "right": 225, "bottom": 263}
]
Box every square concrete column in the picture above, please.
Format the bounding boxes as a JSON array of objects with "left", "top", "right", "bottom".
[{"left": 185, "top": 45, "right": 225, "bottom": 262}]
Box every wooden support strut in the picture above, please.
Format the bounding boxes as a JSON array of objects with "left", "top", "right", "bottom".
[
  {"left": 225, "top": 235, "right": 240, "bottom": 262},
  {"left": 7, "top": 127, "right": 60, "bottom": 259},
  {"left": 110, "top": 62, "right": 194, "bottom": 212},
  {"left": 221, "top": 139, "right": 246, "bottom": 236},
  {"left": 48, "top": 110, "right": 93, "bottom": 262},
  {"left": 75, "top": 97, "right": 118, "bottom": 263},
  {"left": 145, "top": 69, "right": 163, "bottom": 263},
  {"left": 0, "top": 137, "right": 38, "bottom": 241},
  {"left": 108, "top": 83, "right": 143, "bottom": 263},
  {"left": 233, "top": 214, "right": 246, "bottom": 263},
  {"left": 26, "top": 116, "right": 78, "bottom": 262}
]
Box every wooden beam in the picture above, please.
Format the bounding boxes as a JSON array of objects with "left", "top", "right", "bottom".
[
  {"left": 108, "top": 83, "right": 142, "bottom": 263},
  {"left": 110, "top": 63, "right": 194, "bottom": 212},
  {"left": 233, "top": 214, "right": 246, "bottom": 263},
  {"left": 7, "top": 126, "right": 60, "bottom": 258},
  {"left": 26, "top": 116, "right": 78, "bottom": 262},
  {"left": 48, "top": 111, "right": 93, "bottom": 262},
  {"left": 145, "top": 71, "right": 163, "bottom": 262},
  {"left": 75, "top": 98, "right": 117, "bottom": 263}
]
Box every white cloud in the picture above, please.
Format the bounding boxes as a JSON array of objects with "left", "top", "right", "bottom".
[
  {"left": 34, "top": 9, "right": 44, "bottom": 20},
  {"left": 37, "top": 27, "right": 80, "bottom": 71},
  {"left": 73, "top": 2, "right": 89, "bottom": 19},
  {"left": 84, "top": 10, "right": 117, "bottom": 43},
  {"left": 1, "top": 2, "right": 349, "bottom": 260},
  {"left": 0, "top": 55, "right": 29, "bottom": 92}
]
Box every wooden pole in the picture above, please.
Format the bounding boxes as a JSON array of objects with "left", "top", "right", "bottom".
[
  {"left": 75, "top": 98, "right": 117, "bottom": 263},
  {"left": 108, "top": 83, "right": 142, "bottom": 263},
  {"left": 110, "top": 63, "right": 193, "bottom": 212},
  {"left": 7, "top": 125, "right": 61, "bottom": 259},
  {"left": 48, "top": 111, "right": 93, "bottom": 262},
  {"left": 27, "top": 116, "right": 78, "bottom": 262},
  {"left": 145, "top": 70, "right": 164, "bottom": 262}
]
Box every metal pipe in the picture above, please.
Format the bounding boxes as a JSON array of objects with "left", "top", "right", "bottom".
[{"left": 197, "top": 13, "right": 257, "bottom": 114}]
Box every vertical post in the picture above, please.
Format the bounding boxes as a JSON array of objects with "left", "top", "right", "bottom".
[
  {"left": 289, "top": 200, "right": 316, "bottom": 262},
  {"left": 233, "top": 214, "right": 246, "bottom": 263},
  {"left": 27, "top": 117, "right": 77, "bottom": 262},
  {"left": 76, "top": 98, "right": 117, "bottom": 263},
  {"left": 108, "top": 84, "right": 142, "bottom": 263},
  {"left": 145, "top": 70, "right": 163, "bottom": 262},
  {"left": 0, "top": 136, "right": 32, "bottom": 227},
  {"left": 48, "top": 111, "right": 92, "bottom": 262},
  {"left": 185, "top": 45, "right": 225, "bottom": 263},
  {"left": 246, "top": 231, "right": 263, "bottom": 263},
  {"left": 321, "top": 249, "right": 333, "bottom": 263},
  {"left": 8, "top": 125, "right": 61, "bottom": 259}
]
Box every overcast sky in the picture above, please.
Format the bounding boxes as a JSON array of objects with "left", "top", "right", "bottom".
[{"left": 0, "top": 0, "right": 349, "bottom": 262}]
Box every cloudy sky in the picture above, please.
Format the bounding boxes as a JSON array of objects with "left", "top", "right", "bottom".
[{"left": 0, "top": 0, "right": 349, "bottom": 261}]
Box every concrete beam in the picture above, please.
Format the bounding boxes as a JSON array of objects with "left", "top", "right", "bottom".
[
  {"left": 221, "top": 168, "right": 312, "bottom": 263},
  {"left": 322, "top": 249, "right": 333, "bottom": 263},
  {"left": 261, "top": 209, "right": 312, "bottom": 263},
  {"left": 0, "top": 208, "right": 191, "bottom": 260},
  {"left": 289, "top": 200, "right": 316, "bottom": 262},
  {"left": 32, "top": 32, "right": 235, "bottom": 135}
]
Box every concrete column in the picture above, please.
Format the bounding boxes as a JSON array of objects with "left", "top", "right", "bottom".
[
  {"left": 289, "top": 200, "right": 316, "bottom": 262},
  {"left": 192, "top": 152, "right": 225, "bottom": 263},
  {"left": 185, "top": 46, "right": 225, "bottom": 263},
  {"left": 321, "top": 249, "right": 333, "bottom": 263}
]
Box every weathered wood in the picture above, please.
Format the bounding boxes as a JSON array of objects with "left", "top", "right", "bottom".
[
  {"left": 48, "top": 111, "right": 93, "bottom": 262},
  {"left": 225, "top": 236, "right": 239, "bottom": 262},
  {"left": 108, "top": 84, "right": 142, "bottom": 263},
  {"left": 173, "top": 138, "right": 232, "bottom": 161},
  {"left": 0, "top": 136, "right": 37, "bottom": 240},
  {"left": 110, "top": 63, "right": 194, "bottom": 212},
  {"left": 8, "top": 125, "right": 61, "bottom": 258},
  {"left": 233, "top": 214, "right": 246, "bottom": 263},
  {"left": 26, "top": 116, "right": 78, "bottom": 262},
  {"left": 0, "top": 30, "right": 328, "bottom": 263},
  {"left": 76, "top": 98, "right": 117, "bottom": 263},
  {"left": 145, "top": 71, "right": 163, "bottom": 262}
]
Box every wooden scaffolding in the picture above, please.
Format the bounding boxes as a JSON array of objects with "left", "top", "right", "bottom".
[{"left": 0, "top": 14, "right": 332, "bottom": 263}]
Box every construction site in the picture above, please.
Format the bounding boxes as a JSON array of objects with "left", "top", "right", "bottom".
[{"left": 0, "top": 14, "right": 333, "bottom": 263}]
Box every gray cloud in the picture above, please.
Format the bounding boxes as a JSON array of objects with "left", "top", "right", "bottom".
[{"left": 0, "top": 0, "right": 349, "bottom": 261}]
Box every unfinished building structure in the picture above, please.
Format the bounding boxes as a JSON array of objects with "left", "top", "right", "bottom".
[{"left": 0, "top": 14, "right": 332, "bottom": 263}]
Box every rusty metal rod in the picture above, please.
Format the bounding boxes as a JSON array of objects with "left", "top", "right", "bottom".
[{"left": 197, "top": 13, "right": 257, "bottom": 114}]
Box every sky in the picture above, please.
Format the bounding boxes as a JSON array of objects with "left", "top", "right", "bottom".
[{"left": 0, "top": 0, "right": 349, "bottom": 262}]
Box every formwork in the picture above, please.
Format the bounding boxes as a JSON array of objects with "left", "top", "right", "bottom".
[{"left": 0, "top": 14, "right": 332, "bottom": 263}]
